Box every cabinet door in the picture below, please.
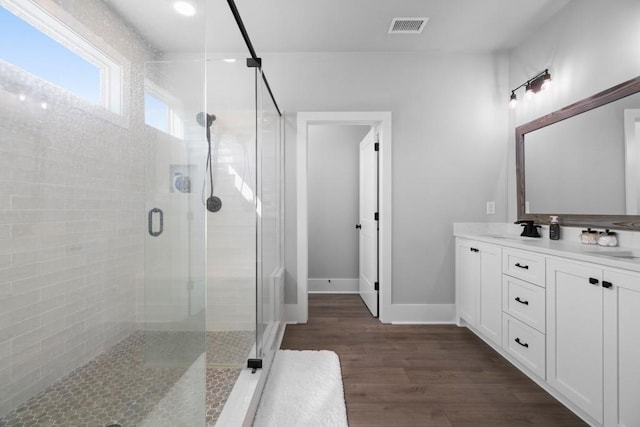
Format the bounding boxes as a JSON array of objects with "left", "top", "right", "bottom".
[
  {"left": 477, "top": 244, "right": 502, "bottom": 346},
  {"left": 547, "top": 258, "right": 603, "bottom": 424},
  {"left": 603, "top": 269, "right": 640, "bottom": 427},
  {"left": 456, "top": 239, "right": 480, "bottom": 326}
]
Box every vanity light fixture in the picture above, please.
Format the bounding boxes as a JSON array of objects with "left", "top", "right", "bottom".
[
  {"left": 509, "top": 69, "right": 552, "bottom": 109},
  {"left": 509, "top": 91, "right": 517, "bottom": 108}
]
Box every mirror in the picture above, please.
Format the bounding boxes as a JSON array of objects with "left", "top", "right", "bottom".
[{"left": 516, "top": 75, "right": 640, "bottom": 230}]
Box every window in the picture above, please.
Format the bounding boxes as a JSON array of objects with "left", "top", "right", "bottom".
[
  {"left": 144, "top": 80, "right": 184, "bottom": 139},
  {"left": 144, "top": 93, "right": 170, "bottom": 133},
  {"left": 0, "top": 0, "right": 122, "bottom": 114}
]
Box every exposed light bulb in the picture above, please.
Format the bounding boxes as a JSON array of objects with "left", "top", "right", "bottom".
[
  {"left": 525, "top": 83, "right": 535, "bottom": 100},
  {"left": 509, "top": 92, "right": 518, "bottom": 109},
  {"left": 18, "top": 94, "right": 26, "bottom": 101},
  {"left": 541, "top": 73, "right": 552, "bottom": 91},
  {"left": 173, "top": 1, "right": 196, "bottom": 17},
  {"left": 40, "top": 101, "right": 48, "bottom": 109}
]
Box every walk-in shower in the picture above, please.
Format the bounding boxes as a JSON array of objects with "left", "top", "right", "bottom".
[{"left": 0, "top": 0, "right": 284, "bottom": 425}]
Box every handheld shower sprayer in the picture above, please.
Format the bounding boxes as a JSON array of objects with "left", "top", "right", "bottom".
[{"left": 197, "top": 112, "right": 222, "bottom": 213}]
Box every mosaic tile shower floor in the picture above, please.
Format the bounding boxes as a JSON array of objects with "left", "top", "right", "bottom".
[{"left": 0, "top": 331, "right": 256, "bottom": 427}]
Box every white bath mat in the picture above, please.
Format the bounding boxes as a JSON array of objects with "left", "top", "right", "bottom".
[{"left": 253, "top": 350, "right": 348, "bottom": 427}]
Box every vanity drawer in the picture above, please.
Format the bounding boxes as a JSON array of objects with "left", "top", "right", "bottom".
[
  {"left": 503, "top": 248, "right": 545, "bottom": 286},
  {"left": 502, "top": 275, "right": 545, "bottom": 333},
  {"left": 503, "top": 314, "right": 546, "bottom": 379}
]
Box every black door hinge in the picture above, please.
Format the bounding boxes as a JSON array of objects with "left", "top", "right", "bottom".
[
  {"left": 374, "top": 212, "right": 379, "bottom": 221},
  {"left": 246, "top": 57, "right": 262, "bottom": 68},
  {"left": 374, "top": 142, "right": 379, "bottom": 151},
  {"left": 374, "top": 282, "right": 379, "bottom": 291},
  {"left": 247, "top": 358, "right": 262, "bottom": 373}
]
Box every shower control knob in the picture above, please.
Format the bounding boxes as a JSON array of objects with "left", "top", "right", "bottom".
[{"left": 207, "top": 196, "right": 222, "bottom": 213}]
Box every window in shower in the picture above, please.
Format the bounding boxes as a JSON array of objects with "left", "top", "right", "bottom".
[
  {"left": 0, "top": 0, "right": 123, "bottom": 113},
  {"left": 144, "top": 80, "right": 184, "bottom": 139}
]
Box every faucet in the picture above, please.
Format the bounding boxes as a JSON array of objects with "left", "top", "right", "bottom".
[{"left": 515, "top": 220, "right": 541, "bottom": 238}]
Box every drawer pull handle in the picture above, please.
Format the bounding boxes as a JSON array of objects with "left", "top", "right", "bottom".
[
  {"left": 515, "top": 337, "right": 529, "bottom": 348},
  {"left": 514, "top": 263, "right": 529, "bottom": 270},
  {"left": 515, "top": 297, "right": 529, "bottom": 305},
  {"left": 589, "top": 277, "right": 599, "bottom": 285},
  {"left": 602, "top": 281, "right": 613, "bottom": 289},
  {"left": 470, "top": 247, "right": 479, "bottom": 253}
]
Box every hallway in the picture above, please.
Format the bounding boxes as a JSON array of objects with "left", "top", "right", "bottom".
[{"left": 281, "top": 294, "right": 586, "bottom": 426}]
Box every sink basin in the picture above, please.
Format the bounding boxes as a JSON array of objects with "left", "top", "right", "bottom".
[
  {"left": 589, "top": 250, "right": 640, "bottom": 260},
  {"left": 481, "top": 234, "right": 540, "bottom": 241}
]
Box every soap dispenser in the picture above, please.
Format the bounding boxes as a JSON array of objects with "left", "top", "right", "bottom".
[{"left": 549, "top": 216, "right": 560, "bottom": 240}]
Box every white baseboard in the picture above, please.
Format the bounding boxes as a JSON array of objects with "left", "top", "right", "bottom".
[
  {"left": 308, "top": 278, "right": 358, "bottom": 293},
  {"left": 387, "top": 303, "right": 456, "bottom": 324},
  {"left": 286, "top": 300, "right": 456, "bottom": 324},
  {"left": 309, "top": 291, "right": 358, "bottom": 295}
]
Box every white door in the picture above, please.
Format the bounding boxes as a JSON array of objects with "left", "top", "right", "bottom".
[{"left": 358, "top": 127, "right": 378, "bottom": 316}]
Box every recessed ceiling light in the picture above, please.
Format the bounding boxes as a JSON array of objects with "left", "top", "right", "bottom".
[{"left": 174, "top": 1, "right": 196, "bottom": 17}]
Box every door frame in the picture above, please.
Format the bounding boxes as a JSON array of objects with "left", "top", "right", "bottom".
[{"left": 296, "top": 111, "right": 392, "bottom": 323}]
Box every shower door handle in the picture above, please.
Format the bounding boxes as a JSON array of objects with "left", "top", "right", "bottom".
[{"left": 148, "top": 208, "right": 164, "bottom": 237}]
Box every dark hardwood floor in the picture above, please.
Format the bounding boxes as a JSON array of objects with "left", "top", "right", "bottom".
[{"left": 281, "top": 294, "right": 587, "bottom": 427}]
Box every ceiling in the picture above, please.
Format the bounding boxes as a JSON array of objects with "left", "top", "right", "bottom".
[{"left": 105, "top": 0, "right": 571, "bottom": 55}]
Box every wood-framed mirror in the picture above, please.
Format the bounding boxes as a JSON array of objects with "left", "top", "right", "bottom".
[{"left": 516, "top": 75, "right": 640, "bottom": 230}]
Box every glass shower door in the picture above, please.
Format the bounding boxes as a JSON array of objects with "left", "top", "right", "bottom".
[
  {"left": 142, "top": 59, "right": 207, "bottom": 426},
  {"left": 205, "top": 57, "right": 258, "bottom": 364}
]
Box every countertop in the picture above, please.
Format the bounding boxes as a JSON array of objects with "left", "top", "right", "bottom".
[{"left": 454, "top": 225, "right": 640, "bottom": 274}]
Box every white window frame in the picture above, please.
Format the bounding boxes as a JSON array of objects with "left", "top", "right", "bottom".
[{"left": 1, "top": 0, "right": 123, "bottom": 114}]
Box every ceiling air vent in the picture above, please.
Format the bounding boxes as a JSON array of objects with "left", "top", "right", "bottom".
[{"left": 388, "top": 17, "right": 428, "bottom": 34}]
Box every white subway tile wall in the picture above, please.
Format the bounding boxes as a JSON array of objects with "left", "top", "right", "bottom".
[
  {"left": 0, "top": 0, "right": 153, "bottom": 416},
  {"left": 0, "top": 76, "right": 145, "bottom": 416}
]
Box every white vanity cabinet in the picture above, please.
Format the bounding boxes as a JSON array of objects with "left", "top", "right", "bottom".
[
  {"left": 455, "top": 239, "right": 502, "bottom": 346},
  {"left": 547, "top": 258, "right": 640, "bottom": 426},
  {"left": 454, "top": 231, "right": 640, "bottom": 427}
]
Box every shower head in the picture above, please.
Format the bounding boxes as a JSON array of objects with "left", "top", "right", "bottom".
[{"left": 196, "top": 112, "right": 216, "bottom": 128}]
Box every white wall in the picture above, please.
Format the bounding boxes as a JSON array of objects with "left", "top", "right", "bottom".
[
  {"left": 508, "top": 0, "right": 640, "bottom": 220},
  {"left": 308, "top": 125, "right": 369, "bottom": 287},
  {"left": 272, "top": 51, "right": 509, "bottom": 315}
]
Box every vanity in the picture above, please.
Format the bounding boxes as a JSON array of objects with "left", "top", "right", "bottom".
[
  {"left": 454, "top": 226, "right": 640, "bottom": 427},
  {"left": 454, "top": 75, "right": 640, "bottom": 426}
]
